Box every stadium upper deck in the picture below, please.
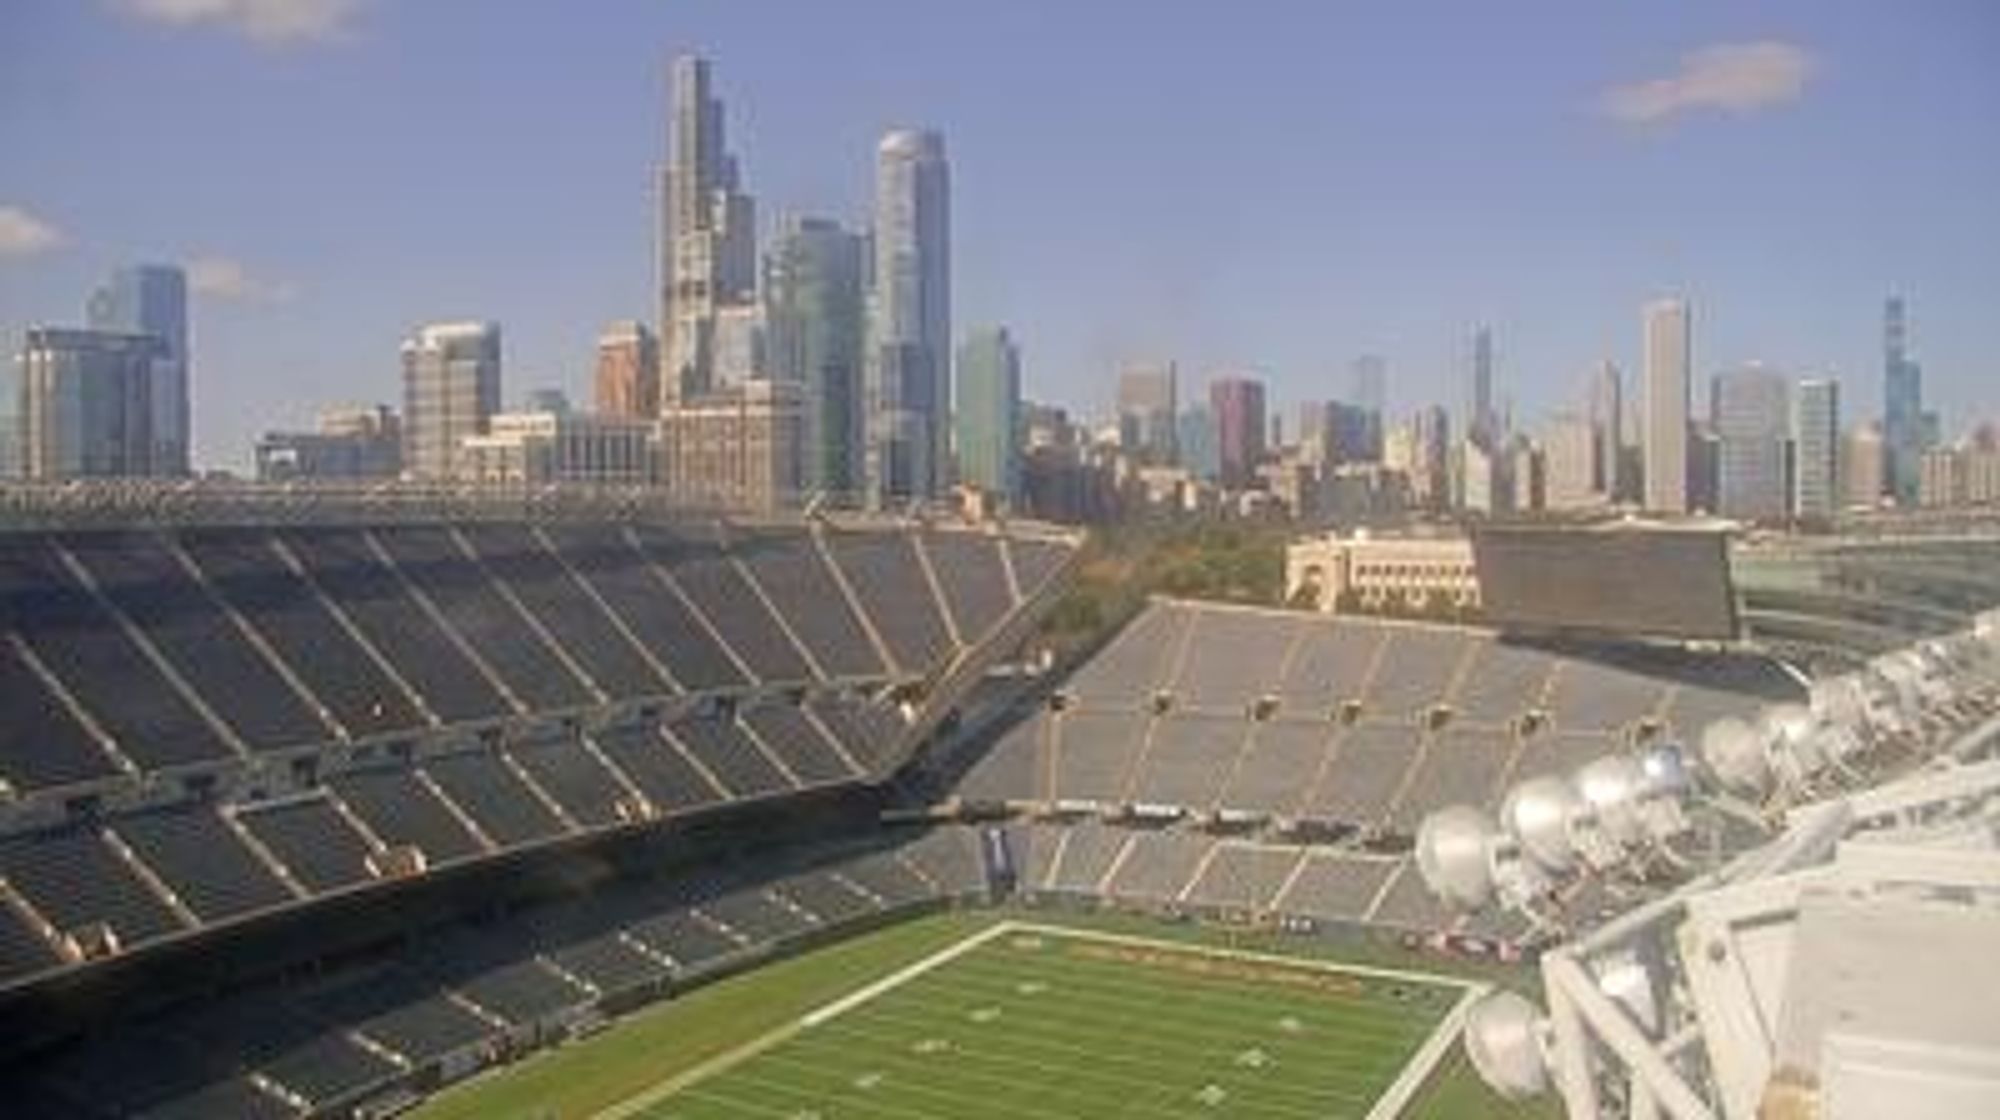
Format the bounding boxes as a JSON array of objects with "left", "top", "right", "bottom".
[{"left": 0, "top": 504, "right": 1077, "bottom": 994}]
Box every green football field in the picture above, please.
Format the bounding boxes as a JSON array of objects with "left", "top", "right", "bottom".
[
  {"left": 414, "top": 911, "right": 1554, "bottom": 1120},
  {"left": 624, "top": 921, "right": 1471, "bottom": 1119}
]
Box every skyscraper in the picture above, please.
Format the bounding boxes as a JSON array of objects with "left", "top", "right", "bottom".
[
  {"left": 1209, "top": 376, "right": 1267, "bottom": 488},
  {"left": 1792, "top": 377, "right": 1840, "bottom": 519},
  {"left": 17, "top": 327, "right": 163, "bottom": 479},
  {"left": 401, "top": 321, "right": 500, "bottom": 480},
  {"left": 1349, "top": 354, "right": 1386, "bottom": 417},
  {"left": 866, "top": 128, "right": 951, "bottom": 504},
  {"left": 1712, "top": 363, "right": 1790, "bottom": 520},
  {"left": 1642, "top": 298, "right": 1691, "bottom": 513},
  {"left": 594, "top": 320, "right": 659, "bottom": 419},
  {"left": 1882, "top": 296, "right": 1928, "bottom": 503},
  {"left": 765, "top": 216, "right": 866, "bottom": 497},
  {"left": 1467, "top": 325, "right": 1496, "bottom": 449},
  {"left": 1115, "top": 362, "right": 1178, "bottom": 464},
  {"left": 661, "top": 55, "right": 757, "bottom": 405},
  {"left": 1588, "top": 360, "right": 1623, "bottom": 498},
  {"left": 87, "top": 263, "right": 189, "bottom": 474},
  {"left": 954, "top": 327, "right": 1021, "bottom": 498}
]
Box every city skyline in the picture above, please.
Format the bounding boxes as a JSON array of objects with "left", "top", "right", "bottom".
[{"left": 1, "top": 2, "right": 1997, "bottom": 472}]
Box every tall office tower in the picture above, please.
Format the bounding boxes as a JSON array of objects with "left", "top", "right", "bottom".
[
  {"left": 594, "top": 320, "right": 660, "bottom": 419},
  {"left": 1349, "top": 354, "right": 1387, "bottom": 417},
  {"left": 765, "top": 216, "right": 866, "bottom": 497},
  {"left": 661, "top": 55, "right": 757, "bottom": 405},
  {"left": 1467, "top": 325, "right": 1497, "bottom": 448},
  {"left": 1712, "top": 363, "right": 1791, "bottom": 520},
  {"left": 1792, "top": 378, "right": 1840, "bottom": 520},
  {"left": 1642, "top": 298, "right": 1692, "bottom": 513},
  {"left": 1843, "top": 421, "right": 1885, "bottom": 509},
  {"left": 1882, "top": 296, "right": 1929, "bottom": 503},
  {"left": 1543, "top": 411, "right": 1602, "bottom": 510},
  {"left": 16, "top": 327, "right": 164, "bottom": 478},
  {"left": 1178, "top": 404, "right": 1217, "bottom": 480},
  {"left": 86, "top": 263, "right": 189, "bottom": 474},
  {"left": 1304, "top": 400, "right": 1380, "bottom": 468},
  {"left": 1209, "top": 376, "right": 1267, "bottom": 488},
  {"left": 866, "top": 127, "right": 951, "bottom": 505},
  {"left": 711, "top": 304, "right": 766, "bottom": 388},
  {"left": 1412, "top": 404, "right": 1452, "bottom": 511},
  {"left": 400, "top": 321, "right": 500, "bottom": 480},
  {"left": 1588, "top": 360, "right": 1623, "bottom": 497},
  {"left": 1115, "top": 361, "right": 1178, "bottom": 464},
  {"left": 954, "top": 327, "right": 1021, "bottom": 498}
]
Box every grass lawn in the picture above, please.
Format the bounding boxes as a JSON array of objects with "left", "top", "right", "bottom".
[{"left": 412, "top": 908, "right": 1553, "bottom": 1120}]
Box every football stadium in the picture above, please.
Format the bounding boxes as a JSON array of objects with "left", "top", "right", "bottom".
[{"left": 0, "top": 491, "right": 1997, "bottom": 1120}]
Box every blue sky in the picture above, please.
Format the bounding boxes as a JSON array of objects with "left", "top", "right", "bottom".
[{"left": 2, "top": 0, "right": 1996, "bottom": 470}]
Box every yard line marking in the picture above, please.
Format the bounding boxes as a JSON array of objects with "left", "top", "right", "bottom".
[
  {"left": 1363, "top": 979, "right": 1490, "bottom": 1120},
  {"left": 592, "top": 922, "right": 1015, "bottom": 1120},
  {"left": 798, "top": 919, "right": 1016, "bottom": 1028}
]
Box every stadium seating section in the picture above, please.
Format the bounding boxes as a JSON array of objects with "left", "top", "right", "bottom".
[
  {"left": 955, "top": 599, "right": 1800, "bottom": 937},
  {"left": 21, "top": 827, "right": 993, "bottom": 1119},
  {"left": 0, "top": 518, "right": 1073, "bottom": 994}
]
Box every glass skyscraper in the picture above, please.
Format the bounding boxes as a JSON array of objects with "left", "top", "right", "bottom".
[
  {"left": 1792, "top": 377, "right": 1840, "bottom": 519},
  {"left": 867, "top": 128, "right": 950, "bottom": 505},
  {"left": 86, "top": 263, "right": 188, "bottom": 475},
  {"left": 1882, "top": 296, "right": 1927, "bottom": 503},
  {"left": 765, "top": 216, "right": 866, "bottom": 498},
  {"left": 954, "top": 327, "right": 1021, "bottom": 498}
]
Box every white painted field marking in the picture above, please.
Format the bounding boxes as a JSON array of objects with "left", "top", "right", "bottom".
[
  {"left": 797, "top": 919, "right": 1016, "bottom": 1029},
  {"left": 996, "top": 919, "right": 1490, "bottom": 1120},
  {"left": 1362, "top": 979, "right": 1490, "bottom": 1120},
  {"left": 594, "top": 921, "right": 1018, "bottom": 1120}
]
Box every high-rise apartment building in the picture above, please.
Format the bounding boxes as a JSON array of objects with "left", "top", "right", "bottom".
[
  {"left": 1642, "top": 298, "right": 1691, "bottom": 513},
  {"left": 16, "top": 327, "right": 164, "bottom": 479},
  {"left": 401, "top": 321, "right": 500, "bottom": 480},
  {"left": 1882, "top": 296, "right": 1928, "bottom": 503},
  {"left": 1116, "top": 362, "right": 1178, "bottom": 464},
  {"left": 86, "top": 263, "right": 189, "bottom": 475},
  {"left": 866, "top": 128, "right": 951, "bottom": 504},
  {"left": 1792, "top": 378, "right": 1840, "bottom": 519},
  {"left": 764, "top": 215, "right": 866, "bottom": 497},
  {"left": 661, "top": 55, "right": 757, "bottom": 405},
  {"left": 594, "top": 320, "right": 660, "bottom": 419},
  {"left": 954, "top": 327, "right": 1021, "bottom": 498},
  {"left": 1209, "top": 376, "right": 1267, "bottom": 488},
  {"left": 1712, "top": 363, "right": 1790, "bottom": 520}
]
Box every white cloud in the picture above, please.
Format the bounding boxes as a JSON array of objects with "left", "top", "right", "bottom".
[
  {"left": 0, "top": 205, "right": 65, "bottom": 258},
  {"left": 1601, "top": 41, "right": 1815, "bottom": 125},
  {"left": 187, "top": 255, "right": 298, "bottom": 303},
  {"left": 119, "top": 0, "right": 363, "bottom": 45}
]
